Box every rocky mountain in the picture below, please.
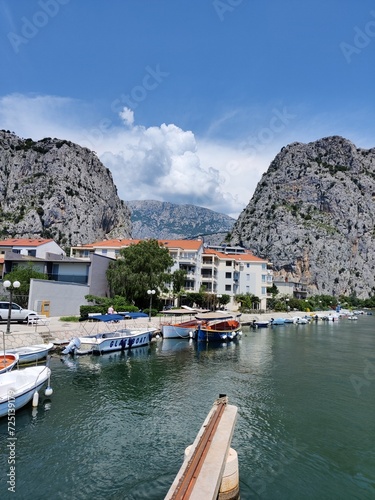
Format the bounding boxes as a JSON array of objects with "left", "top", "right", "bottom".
[
  {"left": 0, "top": 130, "right": 132, "bottom": 247},
  {"left": 230, "top": 136, "right": 375, "bottom": 299},
  {"left": 126, "top": 200, "right": 235, "bottom": 242}
]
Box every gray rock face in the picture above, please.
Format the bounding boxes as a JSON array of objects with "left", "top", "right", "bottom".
[
  {"left": 230, "top": 136, "right": 375, "bottom": 298},
  {"left": 0, "top": 131, "right": 132, "bottom": 246},
  {"left": 127, "top": 199, "right": 235, "bottom": 242}
]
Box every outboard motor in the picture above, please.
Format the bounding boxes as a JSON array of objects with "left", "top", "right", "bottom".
[{"left": 61, "top": 337, "right": 81, "bottom": 355}]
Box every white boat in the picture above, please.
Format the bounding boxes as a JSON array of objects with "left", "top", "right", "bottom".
[
  {"left": 0, "top": 365, "right": 52, "bottom": 418},
  {"left": 0, "top": 343, "right": 54, "bottom": 364},
  {"left": 296, "top": 317, "right": 309, "bottom": 324},
  {"left": 284, "top": 317, "right": 298, "bottom": 324},
  {"left": 251, "top": 320, "right": 270, "bottom": 328},
  {"left": 65, "top": 330, "right": 156, "bottom": 355},
  {"left": 0, "top": 353, "right": 19, "bottom": 374},
  {"left": 61, "top": 314, "right": 157, "bottom": 355},
  {"left": 161, "top": 308, "right": 199, "bottom": 339}
]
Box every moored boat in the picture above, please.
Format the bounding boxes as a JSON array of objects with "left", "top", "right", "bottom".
[
  {"left": 0, "top": 343, "right": 54, "bottom": 364},
  {"left": 270, "top": 318, "right": 285, "bottom": 325},
  {"left": 162, "top": 319, "right": 199, "bottom": 339},
  {"left": 195, "top": 312, "right": 242, "bottom": 342},
  {"left": 252, "top": 320, "right": 270, "bottom": 328},
  {"left": 0, "top": 353, "right": 19, "bottom": 374},
  {"left": 61, "top": 314, "right": 157, "bottom": 355},
  {"left": 0, "top": 364, "right": 52, "bottom": 417},
  {"left": 161, "top": 308, "right": 199, "bottom": 339}
]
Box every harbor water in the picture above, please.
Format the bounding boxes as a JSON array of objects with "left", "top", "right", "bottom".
[{"left": 1, "top": 316, "right": 375, "bottom": 499}]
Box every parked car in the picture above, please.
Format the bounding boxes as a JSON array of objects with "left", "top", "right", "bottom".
[{"left": 0, "top": 302, "right": 38, "bottom": 323}]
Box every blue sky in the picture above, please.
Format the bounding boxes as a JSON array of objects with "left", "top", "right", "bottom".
[{"left": 0, "top": 0, "right": 374, "bottom": 218}]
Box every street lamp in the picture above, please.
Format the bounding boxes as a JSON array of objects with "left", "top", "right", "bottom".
[
  {"left": 3, "top": 280, "right": 21, "bottom": 334},
  {"left": 217, "top": 294, "right": 222, "bottom": 311},
  {"left": 285, "top": 297, "right": 290, "bottom": 312},
  {"left": 147, "top": 289, "right": 155, "bottom": 322}
]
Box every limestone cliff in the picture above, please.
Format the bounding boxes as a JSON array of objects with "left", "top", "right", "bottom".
[
  {"left": 230, "top": 136, "right": 375, "bottom": 298},
  {"left": 0, "top": 131, "right": 132, "bottom": 246}
]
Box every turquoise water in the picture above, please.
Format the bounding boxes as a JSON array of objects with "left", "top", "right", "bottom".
[{"left": 1, "top": 316, "right": 375, "bottom": 499}]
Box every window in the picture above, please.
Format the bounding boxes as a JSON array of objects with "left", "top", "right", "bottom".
[
  {"left": 246, "top": 274, "right": 250, "bottom": 281},
  {"left": 225, "top": 272, "right": 232, "bottom": 279},
  {"left": 246, "top": 285, "right": 250, "bottom": 293},
  {"left": 102, "top": 249, "right": 107, "bottom": 255},
  {"left": 261, "top": 287, "right": 267, "bottom": 295},
  {"left": 262, "top": 263, "right": 267, "bottom": 270},
  {"left": 225, "top": 284, "right": 231, "bottom": 291},
  {"left": 226, "top": 260, "right": 232, "bottom": 267},
  {"left": 262, "top": 275, "right": 266, "bottom": 283}
]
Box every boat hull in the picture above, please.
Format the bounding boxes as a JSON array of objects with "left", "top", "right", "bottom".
[
  {"left": 162, "top": 320, "right": 198, "bottom": 339},
  {"left": 0, "top": 354, "right": 19, "bottom": 374},
  {"left": 0, "top": 366, "right": 51, "bottom": 417},
  {"left": 196, "top": 320, "right": 242, "bottom": 343},
  {"left": 68, "top": 328, "right": 157, "bottom": 355},
  {"left": 1, "top": 343, "right": 54, "bottom": 364}
]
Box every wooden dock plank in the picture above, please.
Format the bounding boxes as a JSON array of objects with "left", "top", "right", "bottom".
[{"left": 165, "top": 398, "right": 238, "bottom": 500}]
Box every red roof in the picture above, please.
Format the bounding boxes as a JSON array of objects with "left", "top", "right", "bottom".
[
  {"left": 204, "top": 248, "right": 266, "bottom": 262},
  {"left": 76, "top": 238, "right": 203, "bottom": 251},
  {"left": 0, "top": 238, "right": 54, "bottom": 247}
]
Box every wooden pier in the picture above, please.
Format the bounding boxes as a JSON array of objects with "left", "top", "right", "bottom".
[{"left": 165, "top": 395, "right": 239, "bottom": 500}]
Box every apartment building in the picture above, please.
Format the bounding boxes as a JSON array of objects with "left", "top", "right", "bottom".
[{"left": 71, "top": 239, "right": 272, "bottom": 309}]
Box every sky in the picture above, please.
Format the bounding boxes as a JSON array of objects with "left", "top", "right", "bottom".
[{"left": 0, "top": 0, "right": 374, "bottom": 219}]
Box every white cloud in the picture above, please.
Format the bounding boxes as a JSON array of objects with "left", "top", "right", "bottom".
[
  {"left": 119, "top": 107, "right": 134, "bottom": 127},
  {"left": 0, "top": 93, "right": 255, "bottom": 216},
  {"left": 2, "top": 93, "right": 372, "bottom": 219}
]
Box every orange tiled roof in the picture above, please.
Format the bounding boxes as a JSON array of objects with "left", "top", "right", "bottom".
[
  {"left": 204, "top": 248, "right": 266, "bottom": 262},
  {"left": 76, "top": 238, "right": 203, "bottom": 251},
  {"left": 0, "top": 238, "right": 53, "bottom": 247}
]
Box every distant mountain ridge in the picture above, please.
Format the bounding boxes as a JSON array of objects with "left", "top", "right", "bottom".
[{"left": 126, "top": 200, "right": 235, "bottom": 242}]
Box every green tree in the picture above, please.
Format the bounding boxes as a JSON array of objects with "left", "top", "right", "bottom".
[
  {"left": 106, "top": 239, "right": 174, "bottom": 308},
  {"left": 3, "top": 264, "right": 47, "bottom": 307}
]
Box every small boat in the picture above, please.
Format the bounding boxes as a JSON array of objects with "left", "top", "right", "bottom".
[
  {"left": 270, "top": 318, "right": 285, "bottom": 325},
  {"left": 62, "top": 330, "right": 156, "bottom": 355},
  {"left": 284, "top": 317, "right": 298, "bottom": 324},
  {"left": 162, "top": 319, "right": 199, "bottom": 339},
  {"left": 0, "top": 353, "right": 19, "bottom": 374},
  {"left": 252, "top": 320, "right": 270, "bottom": 328},
  {"left": 0, "top": 364, "right": 52, "bottom": 418},
  {"left": 195, "top": 312, "right": 242, "bottom": 342},
  {"left": 0, "top": 343, "right": 54, "bottom": 365},
  {"left": 296, "top": 317, "right": 309, "bottom": 324},
  {"left": 347, "top": 315, "right": 358, "bottom": 321},
  {"left": 61, "top": 314, "right": 157, "bottom": 355}
]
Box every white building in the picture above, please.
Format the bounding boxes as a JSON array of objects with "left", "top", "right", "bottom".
[{"left": 71, "top": 239, "right": 273, "bottom": 309}]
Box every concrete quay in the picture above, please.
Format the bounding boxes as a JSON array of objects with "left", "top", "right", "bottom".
[{"left": 1, "top": 310, "right": 320, "bottom": 350}]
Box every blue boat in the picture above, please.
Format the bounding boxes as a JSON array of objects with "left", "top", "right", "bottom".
[
  {"left": 195, "top": 312, "right": 242, "bottom": 342},
  {"left": 270, "top": 318, "right": 285, "bottom": 325}
]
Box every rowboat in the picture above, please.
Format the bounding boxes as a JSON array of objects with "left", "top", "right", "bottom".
[
  {"left": 161, "top": 308, "right": 199, "bottom": 339},
  {"left": 0, "top": 364, "right": 52, "bottom": 418},
  {"left": 0, "top": 343, "right": 54, "bottom": 365},
  {"left": 0, "top": 353, "right": 19, "bottom": 374}
]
